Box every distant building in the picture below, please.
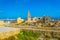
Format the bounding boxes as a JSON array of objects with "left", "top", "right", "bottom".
[
  {"left": 41, "top": 16, "right": 51, "bottom": 23},
  {"left": 17, "top": 17, "right": 24, "bottom": 24},
  {"left": 32, "top": 17, "right": 39, "bottom": 22}
]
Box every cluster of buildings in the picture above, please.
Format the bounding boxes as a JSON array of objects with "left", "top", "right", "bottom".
[
  {"left": 0, "top": 10, "right": 60, "bottom": 27},
  {"left": 25, "top": 11, "right": 60, "bottom": 27}
]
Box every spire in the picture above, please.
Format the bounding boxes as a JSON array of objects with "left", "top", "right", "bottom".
[
  {"left": 28, "top": 10, "right": 30, "bottom": 18},
  {"left": 27, "top": 10, "right": 31, "bottom": 22}
]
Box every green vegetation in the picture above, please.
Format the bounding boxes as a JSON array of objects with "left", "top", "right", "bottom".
[
  {"left": 2, "top": 30, "right": 59, "bottom": 40},
  {"left": 16, "top": 30, "right": 40, "bottom": 40},
  {"left": 2, "top": 30, "right": 40, "bottom": 40}
]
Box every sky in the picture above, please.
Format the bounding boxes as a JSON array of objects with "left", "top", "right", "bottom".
[{"left": 0, "top": 0, "right": 60, "bottom": 19}]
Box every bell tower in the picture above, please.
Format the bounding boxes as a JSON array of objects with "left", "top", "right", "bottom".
[{"left": 28, "top": 10, "right": 31, "bottom": 22}]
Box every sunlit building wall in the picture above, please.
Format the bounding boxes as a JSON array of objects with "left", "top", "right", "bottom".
[{"left": 17, "top": 17, "right": 24, "bottom": 24}]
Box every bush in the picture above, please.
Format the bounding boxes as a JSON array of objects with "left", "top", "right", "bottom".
[{"left": 17, "top": 30, "right": 40, "bottom": 40}]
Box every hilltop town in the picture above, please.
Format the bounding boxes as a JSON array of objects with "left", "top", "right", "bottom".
[
  {"left": 0, "top": 11, "right": 60, "bottom": 40},
  {"left": 0, "top": 10, "right": 60, "bottom": 28}
]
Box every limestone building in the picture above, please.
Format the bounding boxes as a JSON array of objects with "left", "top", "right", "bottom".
[
  {"left": 41, "top": 16, "right": 51, "bottom": 23},
  {"left": 17, "top": 17, "right": 24, "bottom": 24}
]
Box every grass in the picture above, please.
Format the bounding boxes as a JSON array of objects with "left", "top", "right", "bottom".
[{"left": 16, "top": 30, "right": 41, "bottom": 40}]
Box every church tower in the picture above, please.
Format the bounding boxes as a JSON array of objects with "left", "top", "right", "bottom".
[{"left": 27, "top": 10, "right": 31, "bottom": 22}]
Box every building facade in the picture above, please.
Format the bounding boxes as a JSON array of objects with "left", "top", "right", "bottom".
[{"left": 41, "top": 16, "right": 51, "bottom": 23}]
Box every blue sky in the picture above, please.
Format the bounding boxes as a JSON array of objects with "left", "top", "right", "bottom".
[{"left": 0, "top": 0, "right": 60, "bottom": 19}]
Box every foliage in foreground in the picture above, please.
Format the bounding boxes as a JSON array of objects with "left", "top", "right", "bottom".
[{"left": 17, "top": 30, "right": 40, "bottom": 40}]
